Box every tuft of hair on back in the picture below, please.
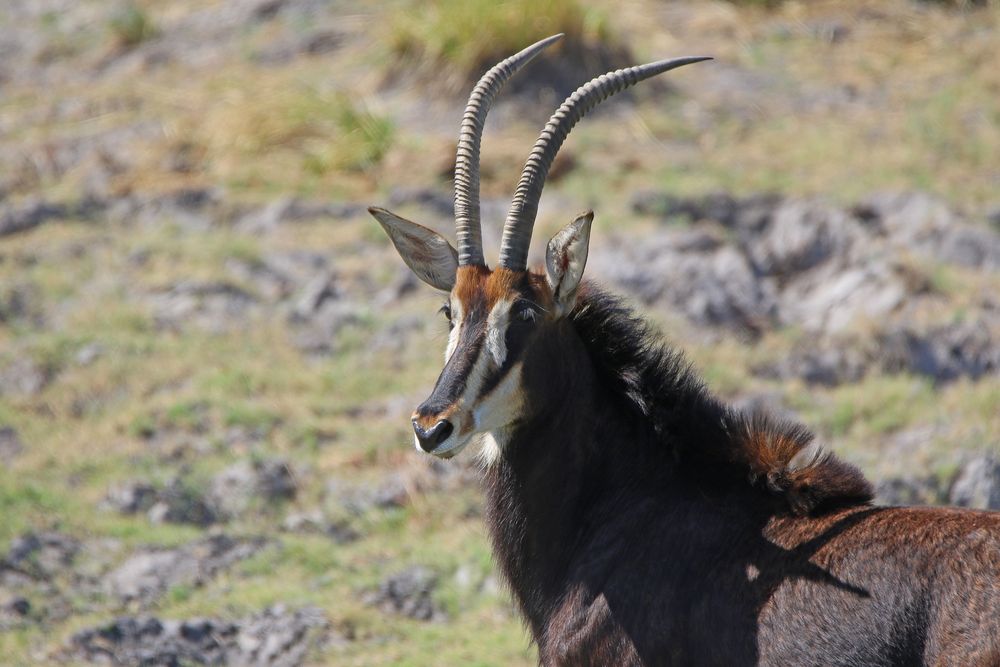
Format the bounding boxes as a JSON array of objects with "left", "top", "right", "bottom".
[{"left": 730, "top": 412, "right": 874, "bottom": 516}]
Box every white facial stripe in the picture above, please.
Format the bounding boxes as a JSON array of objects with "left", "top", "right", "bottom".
[
  {"left": 475, "top": 363, "right": 525, "bottom": 466},
  {"left": 444, "top": 298, "right": 464, "bottom": 362},
  {"left": 485, "top": 299, "right": 513, "bottom": 367},
  {"left": 423, "top": 297, "right": 525, "bottom": 460}
]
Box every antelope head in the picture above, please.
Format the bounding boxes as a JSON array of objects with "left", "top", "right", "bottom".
[{"left": 370, "top": 35, "right": 709, "bottom": 459}]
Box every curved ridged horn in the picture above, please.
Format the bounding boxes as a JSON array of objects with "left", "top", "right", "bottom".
[
  {"left": 454, "top": 33, "right": 564, "bottom": 266},
  {"left": 498, "top": 56, "right": 712, "bottom": 270}
]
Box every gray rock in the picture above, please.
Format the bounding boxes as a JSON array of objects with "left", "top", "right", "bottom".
[
  {"left": 236, "top": 197, "right": 358, "bottom": 234},
  {"left": 878, "top": 321, "right": 1000, "bottom": 384},
  {"left": 0, "top": 197, "right": 66, "bottom": 236},
  {"left": 104, "top": 535, "right": 267, "bottom": 603},
  {"left": 290, "top": 272, "right": 339, "bottom": 321},
  {"left": 754, "top": 344, "right": 868, "bottom": 387},
  {"left": 363, "top": 566, "right": 444, "bottom": 622},
  {"left": 593, "top": 230, "right": 779, "bottom": 336},
  {"left": 66, "top": 604, "right": 329, "bottom": 667},
  {"left": 74, "top": 343, "right": 104, "bottom": 366},
  {"left": 251, "top": 29, "right": 344, "bottom": 65},
  {"left": 0, "top": 426, "right": 24, "bottom": 462},
  {"left": 135, "top": 188, "right": 221, "bottom": 231},
  {"left": 744, "top": 198, "right": 860, "bottom": 277},
  {"left": 0, "top": 356, "right": 50, "bottom": 398},
  {"left": 104, "top": 480, "right": 158, "bottom": 515},
  {"left": 210, "top": 462, "right": 259, "bottom": 518},
  {"left": 148, "top": 478, "right": 219, "bottom": 527},
  {"left": 855, "top": 191, "right": 957, "bottom": 244},
  {"left": 2, "top": 531, "right": 79, "bottom": 580},
  {"left": 948, "top": 456, "right": 1000, "bottom": 510},
  {"left": 280, "top": 511, "right": 360, "bottom": 544},
  {"left": 875, "top": 476, "right": 945, "bottom": 507},
  {"left": 0, "top": 282, "right": 43, "bottom": 326},
  {"left": 630, "top": 191, "right": 780, "bottom": 233},
  {"left": 936, "top": 225, "right": 1000, "bottom": 269},
  {"left": 146, "top": 281, "right": 258, "bottom": 333},
  {"left": 209, "top": 460, "right": 296, "bottom": 518},
  {"left": 387, "top": 187, "right": 453, "bottom": 219},
  {"left": 855, "top": 191, "right": 1000, "bottom": 269}
]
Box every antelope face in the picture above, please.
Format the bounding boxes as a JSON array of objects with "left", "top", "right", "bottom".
[
  {"left": 370, "top": 208, "right": 593, "bottom": 459},
  {"left": 367, "top": 35, "right": 707, "bottom": 459}
]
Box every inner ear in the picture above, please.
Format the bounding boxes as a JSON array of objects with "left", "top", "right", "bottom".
[
  {"left": 369, "top": 207, "right": 458, "bottom": 291},
  {"left": 545, "top": 211, "right": 594, "bottom": 315}
]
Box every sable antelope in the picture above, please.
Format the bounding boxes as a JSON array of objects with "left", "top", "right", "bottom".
[{"left": 369, "top": 35, "right": 1000, "bottom": 667}]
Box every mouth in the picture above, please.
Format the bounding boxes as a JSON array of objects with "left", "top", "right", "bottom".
[{"left": 413, "top": 425, "right": 476, "bottom": 459}]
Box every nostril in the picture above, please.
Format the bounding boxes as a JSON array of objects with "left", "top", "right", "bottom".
[
  {"left": 412, "top": 418, "right": 454, "bottom": 452},
  {"left": 433, "top": 420, "right": 454, "bottom": 445}
]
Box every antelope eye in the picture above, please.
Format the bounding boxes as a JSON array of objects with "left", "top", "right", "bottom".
[{"left": 439, "top": 303, "right": 452, "bottom": 321}]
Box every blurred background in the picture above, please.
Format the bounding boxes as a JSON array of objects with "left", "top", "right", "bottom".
[{"left": 0, "top": 0, "right": 998, "bottom": 664}]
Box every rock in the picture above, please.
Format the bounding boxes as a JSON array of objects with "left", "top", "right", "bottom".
[
  {"left": 372, "top": 473, "right": 409, "bottom": 509},
  {"left": 2, "top": 531, "right": 79, "bottom": 580},
  {"left": 743, "top": 198, "right": 860, "bottom": 277},
  {"left": 0, "top": 282, "right": 43, "bottom": 327},
  {"left": 936, "top": 225, "right": 1000, "bottom": 270},
  {"left": 386, "top": 187, "right": 452, "bottom": 219},
  {"left": 592, "top": 229, "right": 779, "bottom": 336},
  {"left": 0, "top": 426, "right": 24, "bottom": 462},
  {"left": 855, "top": 191, "right": 957, "bottom": 244},
  {"left": 280, "top": 509, "right": 325, "bottom": 533},
  {"left": 879, "top": 321, "right": 1000, "bottom": 384},
  {"left": 630, "top": 191, "right": 780, "bottom": 233},
  {"left": 619, "top": 189, "right": 999, "bottom": 338},
  {"left": 375, "top": 268, "right": 418, "bottom": 306},
  {"left": 148, "top": 478, "right": 219, "bottom": 527},
  {"left": 290, "top": 272, "right": 339, "bottom": 321},
  {"left": 210, "top": 462, "right": 259, "bottom": 518},
  {"left": 254, "top": 460, "right": 297, "bottom": 502},
  {"left": 363, "top": 566, "right": 444, "bottom": 622},
  {"left": 104, "top": 535, "right": 268, "bottom": 603},
  {"left": 66, "top": 605, "right": 328, "bottom": 667},
  {"left": 948, "top": 456, "right": 1000, "bottom": 510},
  {"left": 146, "top": 281, "right": 258, "bottom": 333},
  {"left": 4, "top": 597, "right": 30, "bottom": 617},
  {"left": 0, "top": 197, "right": 66, "bottom": 236},
  {"left": 235, "top": 197, "right": 358, "bottom": 234},
  {"left": 855, "top": 191, "right": 1000, "bottom": 269},
  {"left": 209, "top": 460, "right": 297, "bottom": 518},
  {"left": 0, "top": 357, "right": 51, "bottom": 398},
  {"left": 280, "top": 511, "right": 360, "bottom": 544},
  {"left": 135, "top": 187, "right": 222, "bottom": 231},
  {"left": 754, "top": 344, "right": 868, "bottom": 386},
  {"left": 288, "top": 288, "right": 364, "bottom": 356},
  {"left": 875, "top": 475, "right": 945, "bottom": 507},
  {"left": 104, "top": 480, "right": 158, "bottom": 515},
  {"left": 251, "top": 29, "right": 344, "bottom": 65},
  {"left": 74, "top": 343, "right": 104, "bottom": 366}
]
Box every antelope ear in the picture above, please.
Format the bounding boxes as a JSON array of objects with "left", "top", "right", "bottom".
[
  {"left": 545, "top": 211, "right": 593, "bottom": 316},
  {"left": 369, "top": 207, "right": 458, "bottom": 291}
]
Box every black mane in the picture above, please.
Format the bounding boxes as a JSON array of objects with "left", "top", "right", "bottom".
[{"left": 570, "top": 283, "right": 873, "bottom": 515}]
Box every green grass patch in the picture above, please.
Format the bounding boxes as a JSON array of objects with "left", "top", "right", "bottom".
[{"left": 387, "top": 0, "right": 611, "bottom": 82}]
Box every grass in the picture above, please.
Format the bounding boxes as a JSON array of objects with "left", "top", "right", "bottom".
[
  {"left": 0, "top": 0, "right": 998, "bottom": 664},
  {"left": 386, "top": 0, "right": 612, "bottom": 84},
  {"left": 108, "top": 2, "right": 159, "bottom": 49}
]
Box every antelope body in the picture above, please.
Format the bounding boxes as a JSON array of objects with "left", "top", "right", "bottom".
[{"left": 369, "top": 36, "right": 1000, "bottom": 666}]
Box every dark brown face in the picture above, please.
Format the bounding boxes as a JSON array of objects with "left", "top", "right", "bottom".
[{"left": 411, "top": 266, "right": 556, "bottom": 460}]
